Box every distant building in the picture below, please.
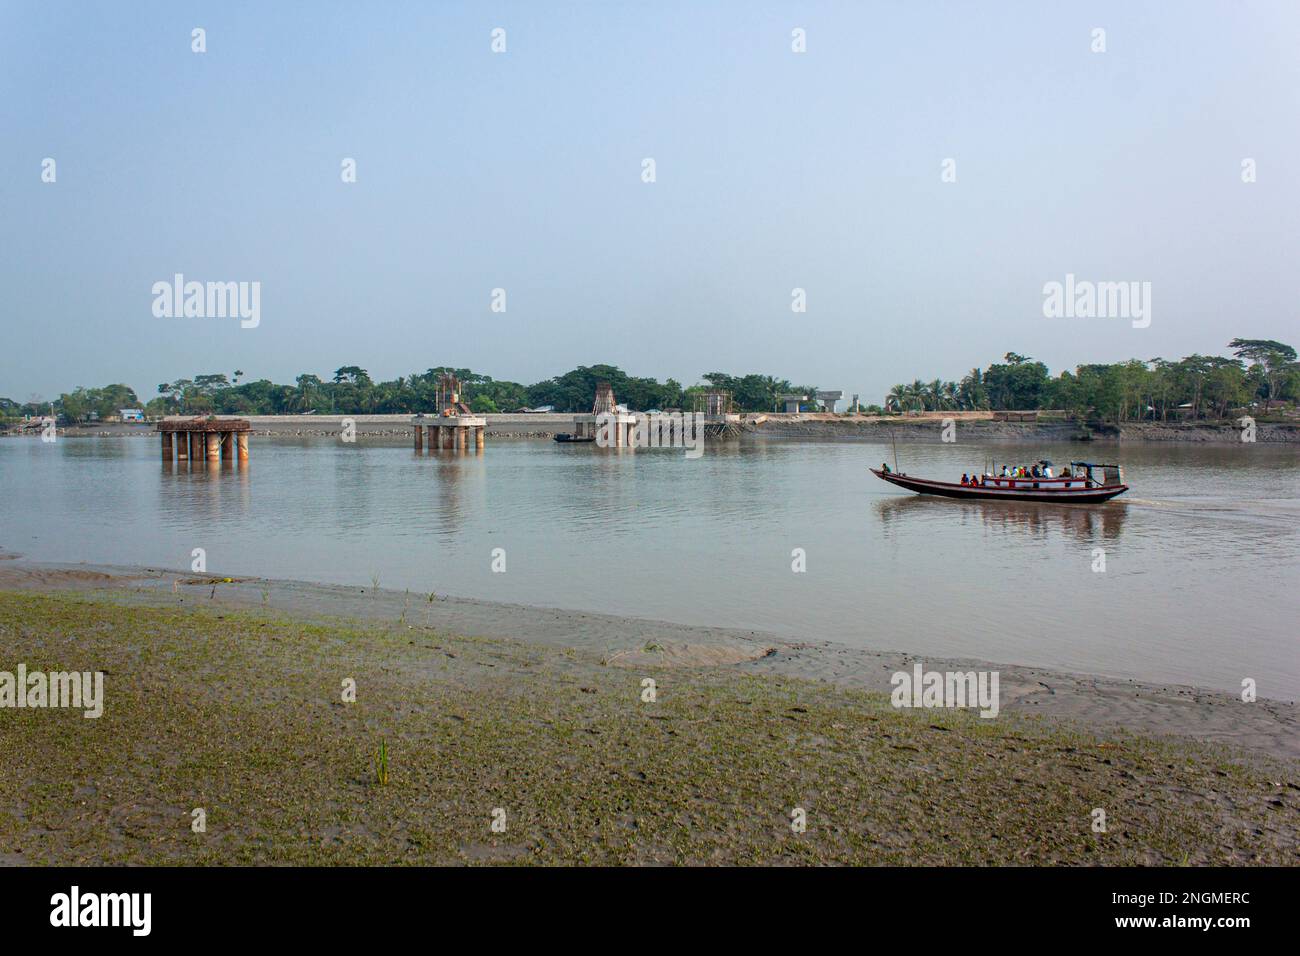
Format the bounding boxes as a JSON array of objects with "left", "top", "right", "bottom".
[
  {"left": 815, "top": 390, "right": 843, "bottom": 413},
  {"left": 119, "top": 408, "right": 144, "bottom": 422}
]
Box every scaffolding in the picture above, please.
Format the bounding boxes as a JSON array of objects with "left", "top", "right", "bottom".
[
  {"left": 592, "top": 381, "right": 617, "bottom": 415},
  {"left": 575, "top": 382, "right": 636, "bottom": 444},
  {"left": 435, "top": 372, "right": 472, "bottom": 416},
  {"left": 694, "top": 390, "right": 733, "bottom": 417}
]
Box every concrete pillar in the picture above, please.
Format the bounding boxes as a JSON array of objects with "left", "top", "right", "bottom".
[
  {"left": 220, "top": 432, "right": 232, "bottom": 461},
  {"left": 414, "top": 425, "right": 423, "bottom": 452},
  {"left": 457, "top": 427, "right": 467, "bottom": 451},
  {"left": 442, "top": 427, "right": 454, "bottom": 450},
  {"left": 190, "top": 432, "right": 200, "bottom": 461},
  {"left": 162, "top": 431, "right": 173, "bottom": 461},
  {"left": 206, "top": 432, "right": 220, "bottom": 462},
  {"left": 427, "top": 425, "right": 436, "bottom": 450},
  {"left": 176, "top": 432, "right": 188, "bottom": 460},
  {"left": 237, "top": 433, "right": 249, "bottom": 463},
  {"left": 475, "top": 426, "right": 485, "bottom": 449}
]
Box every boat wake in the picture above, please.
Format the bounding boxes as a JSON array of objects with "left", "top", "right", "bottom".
[{"left": 1124, "top": 496, "right": 1300, "bottom": 526}]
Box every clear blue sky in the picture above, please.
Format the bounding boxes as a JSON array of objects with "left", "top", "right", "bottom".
[{"left": 2, "top": 1, "right": 1297, "bottom": 404}]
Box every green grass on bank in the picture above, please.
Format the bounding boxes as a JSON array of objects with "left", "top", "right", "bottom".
[{"left": 0, "top": 591, "right": 1295, "bottom": 866}]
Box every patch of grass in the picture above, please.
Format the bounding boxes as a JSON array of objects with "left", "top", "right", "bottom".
[
  {"left": 375, "top": 738, "right": 389, "bottom": 786},
  {"left": 0, "top": 590, "right": 1295, "bottom": 866}
]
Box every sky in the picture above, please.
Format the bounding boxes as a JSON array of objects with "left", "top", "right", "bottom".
[{"left": 2, "top": 1, "right": 1297, "bottom": 406}]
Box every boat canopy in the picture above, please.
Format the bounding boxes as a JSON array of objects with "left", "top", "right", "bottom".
[{"left": 1070, "top": 461, "right": 1124, "bottom": 485}]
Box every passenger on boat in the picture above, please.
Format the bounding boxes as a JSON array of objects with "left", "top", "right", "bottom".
[
  {"left": 1031, "top": 464, "right": 1041, "bottom": 478},
  {"left": 1000, "top": 465, "right": 1010, "bottom": 477},
  {"left": 960, "top": 474, "right": 969, "bottom": 485},
  {"left": 1061, "top": 466, "right": 1071, "bottom": 478},
  {"left": 881, "top": 462, "right": 891, "bottom": 474},
  {"left": 1043, "top": 465, "right": 1053, "bottom": 478}
]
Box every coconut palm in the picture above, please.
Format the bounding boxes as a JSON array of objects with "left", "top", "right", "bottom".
[{"left": 885, "top": 384, "right": 907, "bottom": 412}]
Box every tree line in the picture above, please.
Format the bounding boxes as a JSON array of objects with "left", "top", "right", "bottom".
[
  {"left": 2, "top": 365, "right": 818, "bottom": 421},
  {"left": 882, "top": 339, "right": 1297, "bottom": 421},
  {"left": 3, "top": 339, "right": 1294, "bottom": 424}
]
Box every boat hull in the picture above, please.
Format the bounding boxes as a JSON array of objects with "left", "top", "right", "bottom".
[{"left": 870, "top": 468, "right": 1128, "bottom": 503}]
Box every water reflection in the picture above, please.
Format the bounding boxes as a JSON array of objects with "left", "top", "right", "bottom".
[
  {"left": 876, "top": 494, "right": 1127, "bottom": 543},
  {"left": 4, "top": 434, "right": 1296, "bottom": 696}
]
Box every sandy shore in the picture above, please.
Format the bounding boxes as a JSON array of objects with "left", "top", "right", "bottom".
[
  {"left": 2, "top": 561, "right": 1297, "bottom": 865},
  {"left": 2, "top": 558, "right": 1295, "bottom": 762},
  {"left": 2, "top": 588, "right": 1298, "bottom": 866}
]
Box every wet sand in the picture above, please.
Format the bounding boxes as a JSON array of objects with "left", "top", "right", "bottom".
[
  {"left": 1, "top": 580, "right": 1296, "bottom": 865},
  {"left": 2, "top": 558, "right": 1295, "bottom": 762}
]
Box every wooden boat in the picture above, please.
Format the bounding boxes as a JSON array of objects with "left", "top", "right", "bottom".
[
  {"left": 871, "top": 461, "right": 1128, "bottom": 503},
  {"left": 553, "top": 433, "right": 596, "bottom": 444}
]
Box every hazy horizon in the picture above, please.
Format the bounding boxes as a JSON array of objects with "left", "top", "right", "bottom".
[{"left": 4, "top": 1, "right": 1297, "bottom": 404}]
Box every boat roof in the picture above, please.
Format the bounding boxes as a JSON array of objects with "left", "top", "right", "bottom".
[{"left": 1070, "top": 461, "right": 1120, "bottom": 467}]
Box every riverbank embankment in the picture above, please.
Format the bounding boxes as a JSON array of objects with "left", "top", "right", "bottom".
[{"left": 12, "top": 413, "right": 1298, "bottom": 442}]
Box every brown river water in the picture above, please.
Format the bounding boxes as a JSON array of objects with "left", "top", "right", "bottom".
[{"left": 2, "top": 435, "right": 1297, "bottom": 698}]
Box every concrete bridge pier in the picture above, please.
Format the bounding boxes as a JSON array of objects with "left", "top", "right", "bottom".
[{"left": 157, "top": 418, "right": 251, "bottom": 468}]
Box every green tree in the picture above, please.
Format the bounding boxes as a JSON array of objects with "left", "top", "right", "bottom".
[{"left": 1228, "top": 338, "right": 1297, "bottom": 412}]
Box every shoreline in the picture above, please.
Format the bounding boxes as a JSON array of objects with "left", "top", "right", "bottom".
[
  {"left": 7, "top": 413, "right": 1299, "bottom": 443},
  {"left": 2, "top": 557, "right": 1294, "bottom": 762}
]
